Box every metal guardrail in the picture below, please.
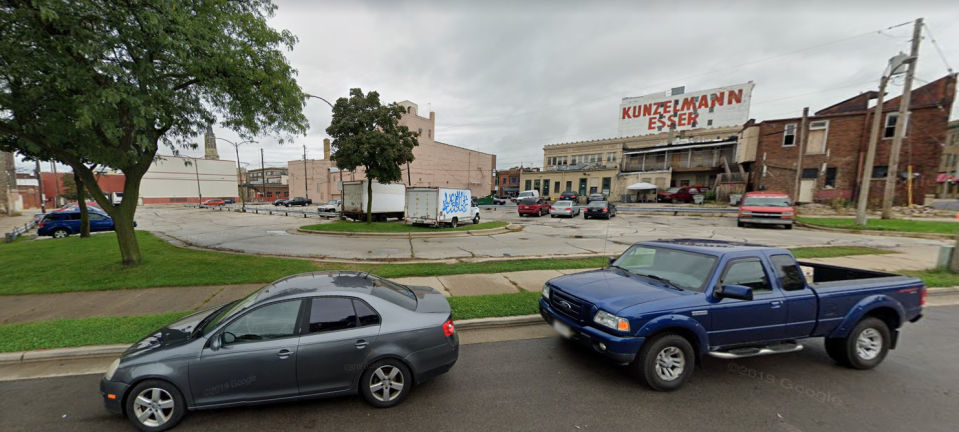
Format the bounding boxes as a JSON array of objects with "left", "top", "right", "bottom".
[
  {"left": 188, "top": 204, "right": 341, "bottom": 220},
  {"left": 478, "top": 205, "right": 738, "bottom": 214},
  {"left": 4, "top": 219, "right": 38, "bottom": 243}
]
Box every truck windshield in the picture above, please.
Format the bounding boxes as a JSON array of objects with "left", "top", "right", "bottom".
[
  {"left": 743, "top": 197, "right": 791, "bottom": 207},
  {"left": 612, "top": 245, "right": 718, "bottom": 292}
]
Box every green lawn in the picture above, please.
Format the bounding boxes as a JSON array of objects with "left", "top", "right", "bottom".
[
  {"left": 300, "top": 220, "right": 508, "bottom": 233},
  {"left": 798, "top": 217, "right": 958, "bottom": 235},
  {"left": 0, "top": 232, "right": 317, "bottom": 295},
  {"left": 0, "top": 292, "right": 545, "bottom": 353},
  {"left": 789, "top": 246, "right": 893, "bottom": 259},
  {"left": 901, "top": 269, "right": 959, "bottom": 288}
]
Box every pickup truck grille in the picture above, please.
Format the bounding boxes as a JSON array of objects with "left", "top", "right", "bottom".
[
  {"left": 751, "top": 213, "right": 782, "bottom": 218},
  {"left": 551, "top": 289, "right": 586, "bottom": 321}
]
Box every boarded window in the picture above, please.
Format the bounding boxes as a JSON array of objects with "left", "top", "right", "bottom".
[
  {"left": 805, "top": 121, "right": 828, "bottom": 154},
  {"left": 802, "top": 168, "right": 818, "bottom": 179}
]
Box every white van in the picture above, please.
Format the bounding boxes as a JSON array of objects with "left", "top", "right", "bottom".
[{"left": 513, "top": 190, "right": 540, "bottom": 203}]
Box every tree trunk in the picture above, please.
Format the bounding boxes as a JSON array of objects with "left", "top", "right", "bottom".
[
  {"left": 950, "top": 229, "right": 959, "bottom": 273},
  {"left": 75, "top": 172, "right": 91, "bottom": 238},
  {"left": 366, "top": 179, "right": 373, "bottom": 225},
  {"left": 112, "top": 205, "right": 141, "bottom": 265}
]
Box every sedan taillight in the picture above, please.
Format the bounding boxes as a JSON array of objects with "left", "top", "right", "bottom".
[
  {"left": 603, "top": 208, "right": 608, "bottom": 212},
  {"left": 565, "top": 207, "right": 571, "bottom": 210},
  {"left": 442, "top": 318, "right": 455, "bottom": 337},
  {"left": 38, "top": 221, "right": 44, "bottom": 228}
]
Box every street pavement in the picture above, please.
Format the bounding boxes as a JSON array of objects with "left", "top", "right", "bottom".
[
  {"left": 2, "top": 305, "right": 958, "bottom": 432},
  {"left": 138, "top": 206, "right": 949, "bottom": 260}
]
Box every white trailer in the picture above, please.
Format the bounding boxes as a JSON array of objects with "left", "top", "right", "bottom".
[
  {"left": 341, "top": 181, "right": 406, "bottom": 222},
  {"left": 405, "top": 187, "right": 480, "bottom": 228}
]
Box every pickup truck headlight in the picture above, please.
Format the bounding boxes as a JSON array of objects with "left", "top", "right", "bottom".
[
  {"left": 542, "top": 284, "right": 550, "bottom": 299},
  {"left": 104, "top": 358, "right": 121, "bottom": 381},
  {"left": 594, "top": 310, "right": 630, "bottom": 332}
]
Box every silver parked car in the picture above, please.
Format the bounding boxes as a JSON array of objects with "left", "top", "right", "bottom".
[
  {"left": 100, "top": 271, "right": 459, "bottom": 431},
  {"left": 549, "top": 200, "right": 579, "bottom": 218}
]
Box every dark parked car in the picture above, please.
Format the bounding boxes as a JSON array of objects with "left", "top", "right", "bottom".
[
  {"left": 272, "top": 199, "right": 288, "bottom": 206},
  {"left": 100, "top": 271, "right": 459, "bottom": 431},
  {"left": 657, "top": 186, "right": 710, "bottom": 203},
  {"left": 286, "top": 197, "right": 312, "bottom": 206},
  {"left": 223, "top": 199, "right": 235, "bottom": 205},
  {"left": 584, "top": 201, "right": 616, "bottom": 219},
  {"left": 559, "top": 190, "right": 579, "bottom": 202},
  {"left": 586, "top": 193, "right": 606, "bottom": 204},
  {"left": 38, "top": 211, "right": 134, "bottom": 238}
]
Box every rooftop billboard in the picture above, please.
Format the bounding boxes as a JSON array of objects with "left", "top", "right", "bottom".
[{"left": 618, "top": 82, "right": 754, "bottom": 137}]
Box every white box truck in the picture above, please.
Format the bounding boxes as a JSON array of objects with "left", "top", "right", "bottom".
[
  {"left": 406, "top": 187, "right": 481, "bottom": 228},
  {"left": 341, "top": 181, "right": 406, "bottom": 222}
]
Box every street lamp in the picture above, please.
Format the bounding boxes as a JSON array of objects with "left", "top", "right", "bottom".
[
  {"left": 216, "top": 137, "right": 258, "bottom": 211},
  {"left": 305, "top": 94, "right": 334, "bottom": 108},
  {"left": 304, "top": 93, "right": 338, "bottom": 201}
]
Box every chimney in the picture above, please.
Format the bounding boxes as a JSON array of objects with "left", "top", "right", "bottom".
[{"left": 323, "top": 138, "right": 331, "bottom": 160}]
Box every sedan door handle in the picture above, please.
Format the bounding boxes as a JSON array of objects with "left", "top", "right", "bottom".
[
  {"left": 770, "top": 301, "right": 782, "bottom": 309},
  {"left": 277, "top": 349, "right": 294, "bottom": 359},
  {"left": 355, "top": 340, "right": 369, "bottom": 349}
]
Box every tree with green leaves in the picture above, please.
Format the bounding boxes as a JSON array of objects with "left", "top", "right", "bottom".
[
  {"left": 326, "top": 89, "right": 419, "bottom": 224},
  {"left": 0, "top": 0, "right": 307, "bottom": 265}
]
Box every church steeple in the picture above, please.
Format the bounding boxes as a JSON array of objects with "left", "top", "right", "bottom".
[{"left": 204, "top": 124, "right": 219, "bottom": 160}]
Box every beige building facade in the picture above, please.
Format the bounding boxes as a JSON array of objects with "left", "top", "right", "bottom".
[
  {"left": 288, "top": 101, "right": 497, "bottom": 202},
  {"left": 937, "top": 119, "right": 959, "bottom": 198}
]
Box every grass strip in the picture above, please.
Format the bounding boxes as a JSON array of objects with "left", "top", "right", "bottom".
[
  {"left": 788, "top": 246, "right": 894, "bottom": 259},
  {"left": 797, "top": 217, "right": 957, "bottom": 235},
  {"left": 0, "top": 312, "right": 190, "bottom": 353}
]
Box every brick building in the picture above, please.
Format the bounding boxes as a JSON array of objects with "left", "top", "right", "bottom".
[
  {"left": 496, "top": 168, "right": 521, "bottom": 197},
  {"left": 937, "top": 119, "right": 959, "bottom": 198},
  {"left": 741, "top": 75, "right": 956, "bottom": 206}
]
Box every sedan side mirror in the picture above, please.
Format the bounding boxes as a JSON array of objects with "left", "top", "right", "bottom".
[
  {"left": 714, "top": 284, "right": 754, "bottom": 301},
  {"left": 210, "top": 334, "right": 222, "bottom": 351},
  {"left": 608, "top": 256, "right": 617, "bottom": 266}
]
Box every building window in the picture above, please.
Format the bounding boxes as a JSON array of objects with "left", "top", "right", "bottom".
[
  {"left": 825, "top": 167, "right": 837, "bottom": 187},
  {"left": 601, "top": 177, "right": 611, "bottom": 193},
  {"left": 525, "top": 180, "right": 532, "bottom": 190},
  {"left": 872, "top": 165, "right": 888, "bottom": 178},
  {"left": 566, "top": 181, "right": 572, "bottom": 192},
  {"left": 533, "top": 180, "right": 540, "bottom": 191},
  {"left": 884, "top": 113, "right": 904, "bottom": 139},
  {"left": 707, "top": 119, "right": 713, "bottom": 126},
  {"left": 267, "top": 191, "right": 273, "bottom": 197},
  {"left": 554, "top": 182, "right": 560, "bottom": 194},
  {"left": 418, "top": 128, "right": 423, "bottom": 136},
  {"left": 428, "top": 130, "right": 431, "bottom": 138},
  {"left": 783, "top": 124, "right": 797, "bottom": 146},
  {"left": 805, "top": 121, "right": 829, "bottom": 155},
  {"left": 801, "top": 168, "right": 818, "bottom": 179}
]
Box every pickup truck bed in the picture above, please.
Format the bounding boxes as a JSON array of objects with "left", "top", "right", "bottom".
[{"left": 539, "top": 240, "right": 925, "bottom": 392}]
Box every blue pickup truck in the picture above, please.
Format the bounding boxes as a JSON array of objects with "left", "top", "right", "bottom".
[{"left": 539, "top": 239, "right": 925, "bottom": 391}]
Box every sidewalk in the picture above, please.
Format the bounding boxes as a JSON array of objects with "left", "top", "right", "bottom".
[{"left": 0, "top": 213, "right": 34, "bottom": 235}]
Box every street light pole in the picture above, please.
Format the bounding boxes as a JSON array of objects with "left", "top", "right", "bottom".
[{"left": 216, "top": 137, "right": 257, "bottom": 211}]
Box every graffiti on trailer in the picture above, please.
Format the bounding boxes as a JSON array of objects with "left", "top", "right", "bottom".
[{"left": 442, "top": 191, "right": 471, "bottom": 214}]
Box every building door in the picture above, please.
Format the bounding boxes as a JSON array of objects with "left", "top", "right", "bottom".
[
  {"left": 578, "top": 179, "right": 587, "bottom": 196},
  {"left": 799, "top": 179, "right": 816, "bottom": 203},
  {"left": 542, "top": 180, "right": 550, "bottom": 197}
]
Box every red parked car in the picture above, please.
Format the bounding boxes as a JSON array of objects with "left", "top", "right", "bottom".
[
  {"left": 518, "top": 198, "right": 551, "bottom": 217},
  {"left": 202, "top": 199, "right": 226, "bottom": 206},
  {"left": 657, "top": 185, "right": 711, "bottom": 203}
]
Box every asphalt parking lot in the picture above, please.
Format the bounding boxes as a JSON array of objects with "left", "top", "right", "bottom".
[
  {"left": 3, "top": 305, "right": 957, "bottom": 432},
  {"left": 136, "top": 206, "right": 947, "bottom": 260}
]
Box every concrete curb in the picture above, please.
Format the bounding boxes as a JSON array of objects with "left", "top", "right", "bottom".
[
  {"left": 795, "top": 222, "right": 954, "bottom": 240},
  {"left": 295, "top": 223, "right": 516, "bottom": 238},
  {"left": 929, "top": 287, "right": 959, "bottom": 296},
  {"left": 0, "top": 344, "right": 128, "bottom": 365},
  {"left": 456, "top": 314, "right": 543, "bottom": 330}
]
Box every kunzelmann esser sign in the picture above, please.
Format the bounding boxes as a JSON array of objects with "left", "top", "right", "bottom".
[{"left": 618, "top": 82, "right": 755, "bottom": 137}]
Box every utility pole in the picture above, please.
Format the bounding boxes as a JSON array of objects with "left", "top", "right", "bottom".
[
  {"left": 193, "top": 158, "right": 203, "bottom": 204},
  {"left": 234, "top": 145, "right": 243, "bottom": 210},
  {"left": 792, "top": 107, "right": 810, "bottom": 202},
  {"left": 51, "top": 162, "right": 60, "bottom": 206},
  {"left": 855, "top": 74, "right": 890, "bottom": 226},
  {"left": 303, "top": 145, "right": 309, "bottom": 200},
  {"left": 260, "top": 148, "right": 265, "bottom": 201},
  {"left": 35, "top": 160, "right": 45, "bottom": 213},
  {"left": 882, "top": 18, "right": 922, "bottom": 219}
]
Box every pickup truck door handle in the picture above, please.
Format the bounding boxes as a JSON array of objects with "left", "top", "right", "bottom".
[
  {"left": 355, "top": 340, "right": 369, "bottom": 349},
  {"left": 277, "top": 349, "right": 294, "bottom": 359},
  {"left": 770, "top": 301, "right": 782, "bottom": 309}
]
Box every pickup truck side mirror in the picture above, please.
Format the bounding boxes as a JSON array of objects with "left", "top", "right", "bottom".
[{"left": 714, "top": 284, "right": 754, "bottom": 301}]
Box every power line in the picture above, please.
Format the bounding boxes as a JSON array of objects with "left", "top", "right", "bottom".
[
  {"left": 436, "top": 20, "right": 913, "bottom": 131},
  {"left": 923, "top": 22, "right": 955, "bottom": 74}
]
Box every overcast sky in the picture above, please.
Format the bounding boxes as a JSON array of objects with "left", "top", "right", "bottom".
[{"left": 17, "top": 0, "right": 959, "bottom": 173}]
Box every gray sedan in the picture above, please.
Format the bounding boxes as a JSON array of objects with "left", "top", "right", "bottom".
[
  {"left": 100, "top": 271, "right": 459, "bottom": 431},
  {"left": 549, "top": 200, "right": 580, "bottom": 218}
]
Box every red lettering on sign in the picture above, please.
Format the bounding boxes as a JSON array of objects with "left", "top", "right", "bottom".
[
  {"left": 697, "top": 95, "right": 709, "bottom": 110},
  {"left": 662, "top": 102, "right": 671, "bottom": 114},
  {"left": 622, "top": 107, "right": 632, "bottom": 119},
  {"left": 631, "top": 106, "right": 641, "bottom": 118},
  {"left": 727, "top": 89, "right": 743, "bottom": 105},
  {"left": 680, "top": 97, "right": 697, "bottom": 112},
  {"left": 643, "top": 104, "right": 652, "bottom": 117},
  {"left": 687, "top": 112, "right": 698, "bottom": 126},
  {"left": 648, "top": 117, "right": 657, "bottom": 130},
  {"left": 711, "top": 92, "right": 725, "bottom": 107},
  {"left": 652, "top": 103, "right": 661, "bottom": 116}
]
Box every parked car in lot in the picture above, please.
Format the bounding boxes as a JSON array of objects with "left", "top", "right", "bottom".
[
  {"left": 286, "top": 197, "right": 312, "bottom": 206},
  {"left": 201, "top": 199, "right": 225, "bottom": 206},
  {"left": 550, "top": 200, "right": 579, "bottom": 218},
  {"left": 512, "top": 189, "right": 540, "bottom": 203},
  {"left": 317, "top": 199, "right": 342, "bottom": 213},
  {"left": 100, "top": 271, "right": 458, "bottom": 431},
  {"left": 540, "top": 239, "right": 925, "bottom": 391},
  {"left": 584, "top": 201, "right": 616, "bottom": 219},
  {"left": 586, "top": 193, "right": 606, "bottom": 204},
  {"left": 223, "top": 199, "right": 235, "bottom": 205},
  {"left": 518, "top": 197, "right": 551, "bottom": 217},
  {"left": 657, "top": 185, "right": 710, "bottom": 203},
  {"left": 738, "top": 191, "right": 795, "bottom": 229},
  {"left": 559, "top": 190, "right": 580, "bottom": 203},
  {"left": 272, "top": 199, "right": 288, "bottom": 206},
  {"left": 38, "top": 211, "right": 135, "bottom": 238}
]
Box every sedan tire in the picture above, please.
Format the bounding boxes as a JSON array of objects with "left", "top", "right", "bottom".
[
  {"left": 125, "top": 379, "right": 186, "bottom": 432},
  {"left": 360, "top": 359, "right": 413, "bottom": 408},
  {"left": 633, "top": 333, "right": 694, "bottom": 392},
  {"left": 52, "top": 228, "right": 70, "bottom": 239}
]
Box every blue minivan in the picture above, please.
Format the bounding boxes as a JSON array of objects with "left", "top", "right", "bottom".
[{"left": 37, "top": 211, "right": 133, "bottom": 238}]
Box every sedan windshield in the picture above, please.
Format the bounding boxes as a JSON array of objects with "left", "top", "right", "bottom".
[
  {"left": 588, "top": 201, "right": 608, "bottom": 208},
  {"left": 199, "top": 285, "right": 270, "bottom": 335},
  {"left": 612, "top": 245, "right": 718, "bottom": 292},
  {"left": 743, "top": 197, "right": 791, "bottom": 207},
  {"left": 554, "top": 201, "right": 573, "bottom": 207}
]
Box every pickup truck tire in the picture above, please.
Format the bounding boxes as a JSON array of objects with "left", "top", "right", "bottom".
[
  {"left": 827, "top": 317, "right": 890, "bottom": 369},
  {"left": 633, "top": 333, "right": 694, "bottom": 392},
  {"left": 737, "top": 221, "right": 745, "bottom": 228}
]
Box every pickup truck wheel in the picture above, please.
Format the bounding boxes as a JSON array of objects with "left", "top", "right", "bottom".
[
  {"left": 737, "top": 221, "right": 745, "bottom": 228},
  {"left": 824, "top": 337, "right": 850, "bottom": 367},
  {"left": 844, "top": 317, "right": 890, "bottom": 370},
  {"left": 633, "top": 333, "right": 694, "bottom": 392},
  {"left": 784, "top": 224, "right": 793, "bottom": 230}
]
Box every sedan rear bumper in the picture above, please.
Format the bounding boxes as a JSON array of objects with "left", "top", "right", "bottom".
[{"left": 406, "top": 335, "right": 459, "bottom": 385}]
